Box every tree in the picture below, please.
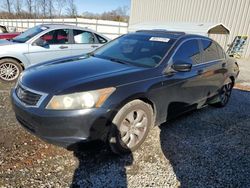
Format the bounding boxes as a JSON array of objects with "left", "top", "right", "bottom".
[
  {"left": 48, "top": 0, "right": 54, "bottom": 18},
  {"left": 26, "top": 0, "right": 32, "bottom": 15},
  {"left": 100, "top": 6, "right": 129, "bottom": 22},
  {"left": 13, "top": 0, "right": 23, "bottom": 15},
  {"left": 54, "top": 0, "right": 67, "bottom": 17},
  {"left": 38, "top": 0, "right": 47, "bottom": 17},
  {"left": 66, "top": 0, "right": 77, "bottom": 17},
  {"left": 1, "top": 0, "right": 12, "bottom": 14}
]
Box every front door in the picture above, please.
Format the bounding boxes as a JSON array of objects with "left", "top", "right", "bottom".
[
  {"left": 25, "top": 29, "right": 72, "bottom": 65},
  {"left": 160, "top": 39, "right": 206, "bottom": 120}
]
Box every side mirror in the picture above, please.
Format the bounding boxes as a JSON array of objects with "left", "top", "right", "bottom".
[
  {"left": 171, "top": 60, "right": 192, "bottom": 72},
  {"left": 34, "top": 38, "right": 49, "bottom": 47}
]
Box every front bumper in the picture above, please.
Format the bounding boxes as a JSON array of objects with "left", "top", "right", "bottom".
[{"left": 11, "top": 89, "right": 112, "bottom": 148}]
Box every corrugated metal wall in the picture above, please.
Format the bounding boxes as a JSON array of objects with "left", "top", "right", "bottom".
[{"left": 130, "top": 0, "right": 250, "bottom": 58}]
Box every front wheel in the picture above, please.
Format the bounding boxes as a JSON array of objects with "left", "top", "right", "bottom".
[
  {"left": 211, "top": 82, "right": 233, "bottom": 108},
  {"left": 108, "top": 100, "right": 154, "bottom": 154},
  {"left": 0, "top": 58, "right": 22, "bottom": 82}
]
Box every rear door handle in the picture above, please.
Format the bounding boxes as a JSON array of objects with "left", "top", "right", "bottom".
[
  {"left": 59, "top": 45, "right": 68, "bottom": 49},
  {"left": 91, "top": 45, "right": 99, "bottom": 48},
  {"left": 197, "top": 69, "right": 204, "bottom": 75}
]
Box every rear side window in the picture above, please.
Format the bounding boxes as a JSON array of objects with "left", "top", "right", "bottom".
[
  {"left": 73, "top": 30, "right": 95, "bottom": 44},
  {"left": 173, "top": 39, "right": 202, "bottom": 65},
  {"left": 201, "top": 40, "right": 220, "bottom": 62},
  {"left": 95, "top": 34, "right": 107, "bottom": 44}
]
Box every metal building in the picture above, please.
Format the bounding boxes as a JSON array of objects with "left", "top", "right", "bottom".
[{"left": 129, "top": 0, "right": 250, "bottom": 58}]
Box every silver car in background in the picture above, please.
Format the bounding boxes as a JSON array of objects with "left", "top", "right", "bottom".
[{"left": 0, "top": 24, "right": 109, "bottom": 82}]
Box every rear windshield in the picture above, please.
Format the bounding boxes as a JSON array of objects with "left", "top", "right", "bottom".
[{"left": 93, "top": 34, "right": 175, "bottom": 68}]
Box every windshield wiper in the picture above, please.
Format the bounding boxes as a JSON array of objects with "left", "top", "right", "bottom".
[
  {"left": 108, "top": 58, "right": 127, "bottom": 65},
  {"left": 93, "top": 54, "right": 128, "bottom": 65}
]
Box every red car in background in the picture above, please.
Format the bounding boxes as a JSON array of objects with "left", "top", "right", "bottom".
[
  {"left": 0, "top": 25, "right": 20, "bottom": 40},
  {"left": 0, "top": 32, "right": 20, "bottom": 40}
]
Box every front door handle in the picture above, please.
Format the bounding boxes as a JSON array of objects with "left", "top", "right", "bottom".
[
  {"left": 222, "top": 62, "right": 226, "bottom": 68},
  {"left": 59, "top": 45, "right": 68, "bottom": 49},
  {"left": 91, "top": 45, "right": 99, "bottom": 48}
]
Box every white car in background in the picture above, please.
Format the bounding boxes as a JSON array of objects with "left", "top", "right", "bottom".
[{"left": 0, "top": 24, "right": 110, "bottom": 82}]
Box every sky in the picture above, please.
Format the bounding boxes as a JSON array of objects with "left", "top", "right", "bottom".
[{"left": 75, "top": 0, "right": 131, "bottom": 14}]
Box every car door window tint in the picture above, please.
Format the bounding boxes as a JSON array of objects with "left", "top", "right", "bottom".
[
  {"left": 40, "top": 29, "right": 69, "bottom": 45},
  {"left": 73, "top": 30, "right": 95, "bottom": 44},
  {"left": 95, "top": 34, "right": 107, "bottom": 44},
  {"left": 216, "top": 44, "right": 226, "bottom": 59},
  {"left": 201, "top": 40, "right": 220, "bottom": 62},
  {"left": 173, "top": 39, "right": 201, "bottom": 64}
]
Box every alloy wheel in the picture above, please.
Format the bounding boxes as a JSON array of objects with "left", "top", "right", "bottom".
[
  {"left": 0, "top": 62, "right": 20, "bottom": 81},
  {"left": 220, "top": 82, "right": 233, "bottom": 105}
]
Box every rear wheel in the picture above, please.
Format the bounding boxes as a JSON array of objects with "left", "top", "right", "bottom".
[
  {"left": 0, "top": 58, "right": 22, "bottom": 82},
  {"left": 108, "top": 100, "right": 154, "bottom": 154},
  {"left": 211, "top": 81, "right": 233, "bottom": 108}
]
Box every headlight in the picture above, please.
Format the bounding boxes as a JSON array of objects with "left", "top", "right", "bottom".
[
  {"left": 15, "top": 72, "right": 23, "bottom": 88},
  {"left": 46, "top": 87, "right": 116, "bottom": 110}
]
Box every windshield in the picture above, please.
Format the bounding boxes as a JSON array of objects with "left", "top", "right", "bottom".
[
  {"left": 93, "top": 34, "right": 175, "bottom": 68},
  {"left": 13, "top": 26, "right": 48, "bottom": 43}
]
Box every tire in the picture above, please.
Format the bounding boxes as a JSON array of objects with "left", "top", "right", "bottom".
[
  {"left": 210, "top": 81, "right": 233, "bottom": 108},
  {"left": 0, "top": 58, "right": 23, "bottom": 82},
  {"left": 108, "top": 100, "right": 154, "bottom": 154}
]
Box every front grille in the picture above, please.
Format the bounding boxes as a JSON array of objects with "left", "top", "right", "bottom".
[{"left": 16, "top": 85, "right": 42, "bottom": 106}]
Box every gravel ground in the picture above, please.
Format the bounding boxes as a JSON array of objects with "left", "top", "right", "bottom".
[{"left": 0, "top": 80, "right": 250, "bottom": 187}]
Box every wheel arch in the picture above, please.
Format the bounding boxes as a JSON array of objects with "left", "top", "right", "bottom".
[
  {"left": 229, "top": 76, "right": 235, "bottom": 86},
  {"left": 108, "top": 93, "right": 157, "bottom": 127},
  {"left": 0, "top": 56, "right": 25, "bottom": 70}
]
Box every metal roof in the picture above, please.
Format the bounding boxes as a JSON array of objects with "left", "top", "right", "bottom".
[{"left": 129, "top": 22, "right": 230, "bottom": 36}]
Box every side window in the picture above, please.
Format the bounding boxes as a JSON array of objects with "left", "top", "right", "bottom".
[
  {"left": 173, "top": 39, "right": 202, "bottom": 65},
  {"left": 73, "top": 30, "right": 95, "bottom": 44},
  {"left": 95, "top": 34, "right": 108, "bottom": 44},
  {"left": 201, "top": 40, "right": 220, "bottom": 62},
  {"left": 216, "top": 44, "right": 226, "bottom": 59},
  {"left": 40, "top": 29, "right": 69, "bottom": 45}
]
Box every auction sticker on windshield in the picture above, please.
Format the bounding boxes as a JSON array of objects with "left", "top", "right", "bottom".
[{"left": 149, "top": 37, "right": 170, "bottom": 43}]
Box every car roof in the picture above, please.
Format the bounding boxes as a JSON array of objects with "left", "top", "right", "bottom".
[
  {"left": 134, "top": 29, "right": 212, "bottom": 41},
  {"left": 40, "top": 24, "right": 87, "bottom": 30}
]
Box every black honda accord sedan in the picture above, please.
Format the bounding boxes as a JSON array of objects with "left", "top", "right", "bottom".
[{"left": 11, "top": 30, "right": 239, "bottom": 154}]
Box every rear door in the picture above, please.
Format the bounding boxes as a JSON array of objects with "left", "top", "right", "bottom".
[
  {"left": 70, "top": 30, "right": 103, "bottom": 56},
  {"left": 26, "top": 29, "right": 72, "bottom": 64},
  {"left": 199, "top": 39, "right": 226, "bottom": 97}
]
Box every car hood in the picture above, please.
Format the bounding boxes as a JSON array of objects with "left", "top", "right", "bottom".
[{"left": 20, "top": 56, "right": 142, "bottom": 93}]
